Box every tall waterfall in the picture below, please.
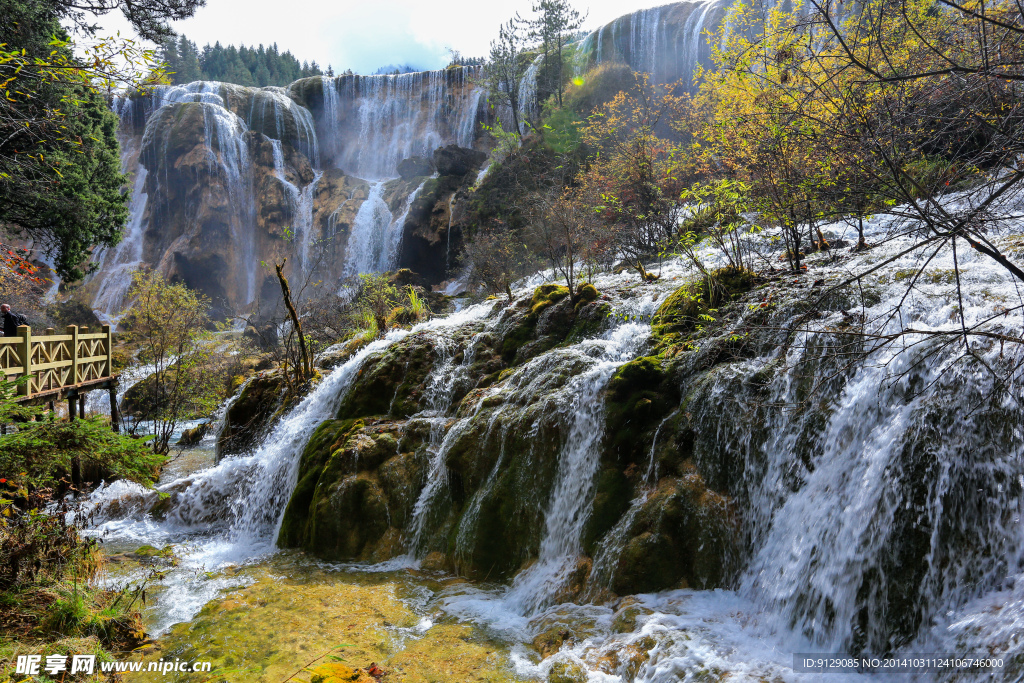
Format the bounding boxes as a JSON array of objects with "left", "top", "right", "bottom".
[
  {"left": 318, "top": 68, "right": 483, "bottom": 180},
  {"left": 577, "top": 0, "right": 732, "bottom": 88},
  {"left": 92, "top": 66, "right": 485, "bottom": 321}
]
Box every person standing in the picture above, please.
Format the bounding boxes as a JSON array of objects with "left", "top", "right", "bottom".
[{"left": 1, "top": 304, "right": 28, "bottom": 336}]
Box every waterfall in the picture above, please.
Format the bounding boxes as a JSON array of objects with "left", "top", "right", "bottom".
[
  {"left": 575, "top": 0, "right": 730, "bottom": 89},
  {"left": 248, "top": 87, "right": 320, "bottom": 166},
  {"left": 324, "top": 67, "right": 483, "bottom": 179},
  {"left": 342, "top": 177, "right": 430, "bottom": 279},
  {"left": 518, "top": 55, "right": 544, "bottom": 130},
  {"left": 269, "top": 139, "right": 322, "bottom": 284},
  {"left": 682, "top": 0, "right": 725, "bottom": 88},
  {"left": 92, "top": 165, "right": 148, "bottom": 324},
  {"left": 632, "top": 6, "right": 663, "bottom": 77},
  {"left": 503, "top": 299, "right": 661, "bottom": 614}
]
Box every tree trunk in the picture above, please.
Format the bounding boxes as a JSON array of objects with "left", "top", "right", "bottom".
[{"left": 275, "top": 259, "right": 312, "bottom": 382}]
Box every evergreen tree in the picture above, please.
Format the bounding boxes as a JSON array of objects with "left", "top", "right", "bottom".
[
  {"left": 486, "top": 18, "right": 530, "bottom": 135},
  {"left": 526, "top": 0, "right": 585, "bottom": 107},
  {"left": 0, "top": 0, "right": 149, "bottom": 279},
  {"left": 159, "top": 35, "right": 330, "bottom": 87}
]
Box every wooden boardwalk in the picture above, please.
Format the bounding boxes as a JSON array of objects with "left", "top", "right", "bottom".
[{"left": 1, "top": 325, "right": 119, "bottom": 424}]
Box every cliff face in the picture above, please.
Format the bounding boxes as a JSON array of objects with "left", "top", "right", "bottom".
[{"left": 90, "top": 72, "right": 488, "bottom": 321}]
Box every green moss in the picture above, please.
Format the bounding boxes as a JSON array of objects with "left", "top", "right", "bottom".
[
  {"left": 336, "top": 335, "right": 435, "bottom": 419},
  {"left": 530, "top": 283, "right": 570, "bottom": 314},
  {"left": 566, "top": 302, "right": 610, "bottom": 343},
  {"left": 576, "top": 283, "right": 599, "bottom": 303},
  {"left": 652, "top": 266, "right": 755, "bottom": 340},
  {"left": 584, "top": 467, "right": 631, "bottom": 553},
  {"left": 278, "top": 419, "right": 364, "bottom": 548},
  {"left": 652, "top": 285, "right": 705, "bottom": 336},
  {"left": 603, "top": 356, "right": 677, "bottom": 467},
  {"left": 548, "top": 660, "right": 588, "bottom": 683},
  {"left": 611, "top": 469, "right": 738, "bottom": 594}
]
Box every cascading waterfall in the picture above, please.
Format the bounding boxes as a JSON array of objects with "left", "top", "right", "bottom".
[
  {"left": 96, "top": 67, "right": 485, "bottom": 320},
  {"left": 269, "top": 139, "right": 322, "bottom": 282},
  {"left": 92, "top": 164, "right": 148, "bottom": 323},
  {"left": 503, "top": 318, "right": 656, "bottom": 614},
  {"left": 342, "top": 177, "right": 430, "bottom": 279},
  {"left": 518, "top": 55, "right": 544, "bottom": 130},
  {"left": 682, "top": 0, "right": 725, "bottom": 88},
  {"left": 632, "top": 6, "right": 663, "bottom": 77},
  {"left": 577, "top": 0, "right": 730, "bottom": 88},
  {"left": 248, "top": 87, "right": 320, "bottom": 166},
  {"left": 324, "top": 67, "right": 482, "bottom": 179}
]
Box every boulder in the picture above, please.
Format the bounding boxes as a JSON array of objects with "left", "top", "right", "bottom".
[
  {"left": 397, "top": 156, "right": 434, "bottom": 180},
  {"left": 432, "top": 144, "right": 486, "bottom": 177}
]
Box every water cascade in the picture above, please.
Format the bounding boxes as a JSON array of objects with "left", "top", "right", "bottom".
[
  {"left": 318, "top": 68, "right": 483, "bottom": 179},
  {"left": 577, "top": 0, "right": 732, "bottom": 88},
  {"left": 504, "top": 314, "right": 658, "bottom": 615},
  {"left": 93, "top": 66, "right": 485, "bottom": 320}
]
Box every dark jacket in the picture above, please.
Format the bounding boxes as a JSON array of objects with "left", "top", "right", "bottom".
[{"left": 2, "top": 310, "right": 27, "bottom": 337}]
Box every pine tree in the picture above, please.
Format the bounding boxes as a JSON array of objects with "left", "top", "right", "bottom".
[
  {"left": 526, "top": 0, "right": 585, "bottom": 107},
  {"left": 486, "top": 17, "right": 530, "bottom": 135}
]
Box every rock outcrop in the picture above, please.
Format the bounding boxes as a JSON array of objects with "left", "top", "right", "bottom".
[{"left": 278, "top": 279, "right": 742, "bottom": 598}]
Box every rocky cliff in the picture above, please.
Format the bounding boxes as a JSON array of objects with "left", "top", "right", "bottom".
[{"left": 88, "top": 71, "right": 488, "bottom": 321}]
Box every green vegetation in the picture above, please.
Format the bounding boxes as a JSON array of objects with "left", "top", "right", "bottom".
[
  {"left": 0, "top": 0, "right": 205, "bottom": 280},
  {"left": 118, "top": 271, "right": 220, "bottom": 454},
  {"left": 0, "top": 379, "right": 165, "bottom": 678}
]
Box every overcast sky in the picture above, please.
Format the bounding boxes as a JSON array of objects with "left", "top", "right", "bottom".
[{"left": 96, "top": 0, "right": 668, "bottom": 74}]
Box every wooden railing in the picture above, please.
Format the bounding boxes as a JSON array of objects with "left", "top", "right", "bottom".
[{"left": 0, "top": 325, "right": 115, "bottom": 399}]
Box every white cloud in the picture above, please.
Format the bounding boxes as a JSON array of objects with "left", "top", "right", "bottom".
[{"left": 95, "top": 0, "right": 671, "bottom": 74}]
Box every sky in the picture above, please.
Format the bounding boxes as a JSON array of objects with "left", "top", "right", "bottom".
[{"left": 96, "top": 0, "right": 670, "bottom": 74}]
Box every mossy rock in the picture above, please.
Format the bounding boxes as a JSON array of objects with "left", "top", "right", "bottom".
[
  {"left": 530, "top": 284, "right": 570, "bottom": 315},
  {"left": 548, "top": 659, "right": 588, "bottom": 683},
  {"left": 133, "top": 544, "right": 170, "bottom": 557},
  {"left": 583, "top": 466, "right": 632, "bottom": 553},
  {"left": 281, "top": 419, "right": 424, "bottom": 560},
  {"left": 604, "top": 356, "right": 678, "bottom": 465},
  {"left": 652, "top": 266, "right": 756, "bottom": 338},
  {"left": 308, "top": 662, "right": 376, "bottom": 683},
  {"left": 305, "top": 472, "right": 391, "bottom": 560},
  {"left": 576, "top": 283, "right": 599, "bottom": 304},
  {"left": 610, "top": 467, "right": 738, "bottom": 594},
  {"left": 218, "top": 372, "right": 287, "bottom": 458},
  {"left": 499, "top": 284, "right": 576, "bottom": 363},
  {"left": 278, "top": 419, "right": 364, "bottom": 547},
  {"left": 177, "top": 423, "right": 209, "bottom": 446},
  {"left": 336, "top": 333, "right": 436, "bottom": 419}
]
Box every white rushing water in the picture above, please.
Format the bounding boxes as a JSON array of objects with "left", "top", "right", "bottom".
[
  {"left": 323, "top": 68, "right": 482, "bottom": 179},
  {"left": 83, "top": 301, "right": 498, "bottom": 634},
  {"left": 504, "top": 306, "right": 660, "bottom": 615}
]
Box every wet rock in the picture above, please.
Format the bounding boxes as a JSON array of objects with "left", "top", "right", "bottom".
[
  {"left": 610, "top": 466, "right": 739, "bottom": 594},
  {"left": 547, "top": 659, "right": 588, "bottom": 683},
  {"left": 177, "top": 423, "right": 209, "bottom": 446}
]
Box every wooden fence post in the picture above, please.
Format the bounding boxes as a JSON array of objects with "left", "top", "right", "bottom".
[
  {"left": 17, "top": 325, "right": 31, "bottom": 396},
  {"left": 103, "top": 324, "right": 113, "bottom": 378},
  {"left": 67, "top": 325, "right": 79, "bottom": 385}
]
